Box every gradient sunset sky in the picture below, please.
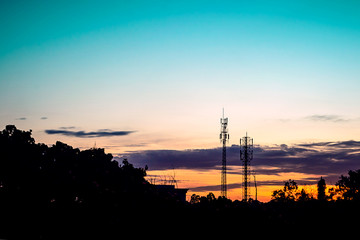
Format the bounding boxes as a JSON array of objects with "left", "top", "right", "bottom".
[{"left": 1, "top": 1, "right": 360, "bottom": 201}]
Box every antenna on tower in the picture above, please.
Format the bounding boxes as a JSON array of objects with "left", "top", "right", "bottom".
[
  {"left": 220, "top": 109, "right": 229, "bottom": 198},
  {"left": 240, "top": 133, "right": 253, "bottom": 202}
]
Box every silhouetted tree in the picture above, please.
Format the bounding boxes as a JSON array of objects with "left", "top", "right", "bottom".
[
  {"left": 207, "top": 192, "right": 216, "bottom": 202},
  {"left": 0, "top": 125, "right": 156, "bottom": 238},
  {"left": 271, "top": 179, "right": 298, "bottom": 202},
  {"left": 297, "top": 188, "right": 312, "bottom": 201},
  {"left": 327, "top": 186, "right": 340, "bottom": 201},
  {"left": 336, "top": 169, "right": 360, "bottom": 201},
  {"left": 190, "top": 194, "right": 201, "bottom": 204},
  {"left": 317, "top": 177, "right": 327, "bottom": 201}
]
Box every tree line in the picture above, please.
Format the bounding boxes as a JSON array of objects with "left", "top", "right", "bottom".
[
  {"left": 0, "top": 125, "right": 186, "bottom": 239},
  {"left": 189, "top": 168, "right": 360, "bottom": 204},
  {"left": 271, "top": 171, "right": 360, "bottom": 202}
]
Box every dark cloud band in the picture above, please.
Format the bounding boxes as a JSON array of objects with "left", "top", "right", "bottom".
[
  {"left": 45, "top": 129, "right": 135, "bottom": 138},
  {"left": 123, "top": 140, "right": 360, "bottom": 182}
]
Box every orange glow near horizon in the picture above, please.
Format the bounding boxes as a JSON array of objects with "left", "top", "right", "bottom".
[{"left": 146, "top": 168, "right": 324, "bottom": 202}]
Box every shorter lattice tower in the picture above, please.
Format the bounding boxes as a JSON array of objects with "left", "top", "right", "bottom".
[{"left": 240, "top": 133, "right": 253, "bottom": 201}]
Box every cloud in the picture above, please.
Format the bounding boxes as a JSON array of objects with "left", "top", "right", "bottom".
[
  {"left": 298, "top": 140, "right": 360, "bottom": 148},
  {"left": 45, "top": 129, "right": 136, "bottom": 138},
  {"left": 59, "top": 126, "right": 76, "bottom": 130},
  {"left": 124, "top": 143, "right": 148, "bottom": 147},
  {"left": 190, "top": 183, "right": 242, "bottom": 192},
  {"left": 123, "top": 148, "right": 222, "bottom": 170},
  {"left": 15, "top": 117, "right": 27, "bottom": 120},
  {"left": 124, "top": 141, "right": 360, "bottom": 183},
  {"left": 40, "top": 117, "right": 48, "bottom": 120},
  {"left": 305, "top": 114, "right": 348, "bottom": 122}
]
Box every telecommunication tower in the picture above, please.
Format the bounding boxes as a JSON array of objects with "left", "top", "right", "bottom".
[
  {"left": 240, "top": 133, "right": 253, "bottom": 201},
  {"left": 220, "top": 109, "right": 229, "bottom": 198}
]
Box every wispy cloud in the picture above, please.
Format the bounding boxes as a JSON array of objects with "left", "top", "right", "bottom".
[
  {"left": 59, "top": 126, "right": 76, "bottom": 130},
  {"left": 305, "top": 114, "right": 348, "bottom": 122},
  {"left": 45, "top": 129, "right": 136, "bottom": 138},
  {"left": 278, "top": 114, "right": 359, "bottom": 124},
  {"left": 15, "top": 117, "right": 27, "bottom": 120}
]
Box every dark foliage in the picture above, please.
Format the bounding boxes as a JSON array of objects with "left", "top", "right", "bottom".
[
  {"left": 0, "top": 125, "right": 183, "bottom": 239},
  {"left": 317, "top": 176, "right": 327, "bottom": 201},
  {"left": 336, "top": 169, "right": 360, "bottom": 200}
]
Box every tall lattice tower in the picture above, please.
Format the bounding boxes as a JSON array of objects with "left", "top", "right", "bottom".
[
  {"left": 220, "top": 109, "right": 229, "bottom": 198},
  {"left": 240, "top": 133, "right": 253, "bottom": 201}
]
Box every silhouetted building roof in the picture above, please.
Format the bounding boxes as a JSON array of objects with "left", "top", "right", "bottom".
[{"left": 155, "top": 185, "right": 188, "bottom": 202}]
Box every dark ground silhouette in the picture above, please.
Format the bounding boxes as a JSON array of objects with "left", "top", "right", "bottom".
[{"left": 0, "top": 125, "right": 360, "bottom": 238}]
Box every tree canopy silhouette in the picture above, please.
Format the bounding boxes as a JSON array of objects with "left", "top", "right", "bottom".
[
  {"left": 317, "top": 177, "right": 326, "bottom": 201},
  {"left": 336, "top": 169, "right": 360, "bottom": 201},
  {"left": 0, "top": 126, "right": 150, "bottom": 208},
  {"left": 271, "top": 179, "right": 299, "bottom": 202},
  {"left": 0, "top": 125, "right": 154, "bottom": 238}
]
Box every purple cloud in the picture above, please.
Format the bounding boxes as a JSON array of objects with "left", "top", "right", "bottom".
[
  {"left": 45, "top": 129, "right": 136, "bottom": 138},
  {"left": 124, "top": 140, "right": 360, "bottom": 182}
]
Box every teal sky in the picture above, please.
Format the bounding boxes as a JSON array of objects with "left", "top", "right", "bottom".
[{"left": 1, "top": 0, "right": 360, "bottom": 152}]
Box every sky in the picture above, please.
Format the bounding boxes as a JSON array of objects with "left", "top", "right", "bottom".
[{"left": 1, "top": 0, "right": 360, "bottom": 201}]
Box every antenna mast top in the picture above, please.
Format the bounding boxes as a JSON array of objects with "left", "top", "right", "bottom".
[{"left": 220, "top": 109, "right": 229, "bottom": 137}]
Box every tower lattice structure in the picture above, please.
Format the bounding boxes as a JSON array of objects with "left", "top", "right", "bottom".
[
  {"left": 220, "top": 109, "right": 229, "bottom": 198},
  {"left": 240, "top": 133, "right": 253, "bottom": 201}
]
